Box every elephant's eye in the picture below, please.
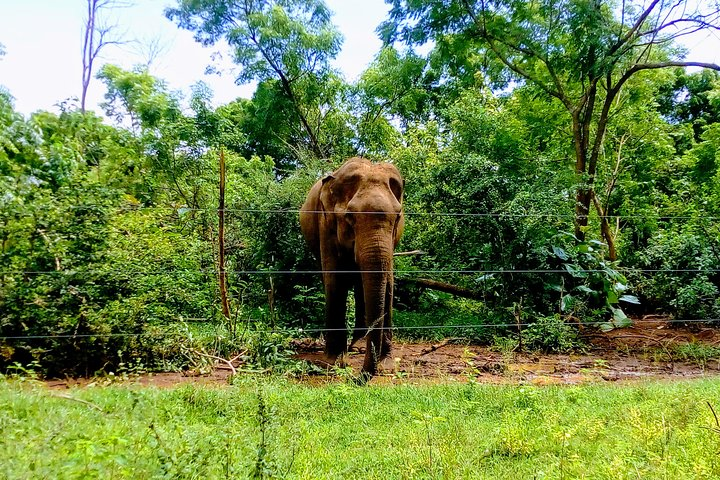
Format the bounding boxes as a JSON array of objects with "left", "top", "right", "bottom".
[{"left": 344, "top": 211, "right": 355, "bottom": 225}]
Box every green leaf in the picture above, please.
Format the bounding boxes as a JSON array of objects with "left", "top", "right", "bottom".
[
  {"left": 575, "top": 285, "right": 593, "bottom": 294},
  {"left": 552, "top": 245, "right": 569, "bottom": 260},
  {"left": 619, "top": 295, "right": 641, "bottom": 305},
  {"left": 599, "top": 322, "right": 614, "bottom": 332},
  {"left": 564, "top": 264, "right": 586, "bottom": 278},
  {"left": 611, "top": 308, "right": 631, "bottom": 328},
  {"left": 607, "top": 290, "right": 619, "bottom": 304}
]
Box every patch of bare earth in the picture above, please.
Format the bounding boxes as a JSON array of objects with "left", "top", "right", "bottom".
[{"left": 43, "top": 316, "right": 720, "bottom": 389}]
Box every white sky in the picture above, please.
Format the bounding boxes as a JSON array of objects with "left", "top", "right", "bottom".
[
  {"left": 0, "top": 0, "right": 389, "bottom": 116},
  {"left": 0, "top": 0, "right": 719, "bottom": 118}
]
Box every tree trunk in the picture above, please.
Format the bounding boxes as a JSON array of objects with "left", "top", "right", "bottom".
[
  {"left": 81, "top": 0, "right": 97, "bottom": 113},
  {"left": 591, "top": 191, "right": 617, "bottom": 261},
  {"left": 218, "top": 149, "right": 231, "bottom": 319},
  {"left": 572, "top": 112, "right": 591, "bottom": 241}
]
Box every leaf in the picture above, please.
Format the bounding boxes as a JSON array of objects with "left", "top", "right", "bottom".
[
  {"left": 619, "top": 295, "right": 641, "bottom": 305},
  {"left": 611, "top": 308, "right": 631, "bottom": 328},
  {"left": 575, "top": 285, "right": 593, "bottom": 294},
  {"left": 177, "top": 207, "right": 191, "bottom": 217},
  {"left": 564, "top": 264, "right": 586, "bottom": 278},
  {"left": 599, "top": 322, "right": 614, "bottom": 332},
  {"left": 561, "top": 294, "right": 574, "bottom": 312},
  {"left": 552, "top": 245, "right": 569, "bottom": 260},
  {"left": 607, "top": 290, "right": 619, "bottom": 304}
]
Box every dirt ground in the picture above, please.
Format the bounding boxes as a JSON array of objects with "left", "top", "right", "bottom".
[{"left": 43, "top": 316, "right": 720, "bottom": 389}]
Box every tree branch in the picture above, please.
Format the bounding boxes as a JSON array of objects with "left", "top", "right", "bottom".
[
  {"left": 463, "top": 0, "right": 571, "bottom": 109},
  {"left": 608, "top": 0, "right": 662, "bottom": 58}
]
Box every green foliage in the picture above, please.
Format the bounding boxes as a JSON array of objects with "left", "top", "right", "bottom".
[
  {"left": 629, "top": 223, "right": 720, "bottom": 320},
  {"left": 522, "top": 314, "right": 582, "bottom": 353},
  {"left": 658, "top": 69, "right": 720, "bottom": 140},
  {"left": 548, "top": 235, "right": 636, "bottom": 330},
  {"left": 671, "top": 343, "right": 720, "bottom": 369},
  {"left": 395, "top": 293, "right": 500, "bottom": 342},
  {"left": 166, "top": 0, "right": 341, "bottom": 85},
  {"left": 166, "top": 0, "right": 348, "bottom": 163}
]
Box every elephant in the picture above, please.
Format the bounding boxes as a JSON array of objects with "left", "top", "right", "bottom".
[{"left": 300, "top": 157, "right": 404, "bottom": 377}]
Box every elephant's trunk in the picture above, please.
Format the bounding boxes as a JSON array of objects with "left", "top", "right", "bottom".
[{"left": 357, "top": 233, "right": 394, "bottom": 374}]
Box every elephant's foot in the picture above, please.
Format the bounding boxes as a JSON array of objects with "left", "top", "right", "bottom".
[
  {"left": 324, "top": 351, "right": 348, "bottom": 368},
  {"left": 376, "top": 355, "right": 396, "bottom": 373},
  {"left": 353, "top": 370, "right": 373, "bottom": 386},
  {"left": 350, "top": 329, "right": 367, "bottom": 350}
]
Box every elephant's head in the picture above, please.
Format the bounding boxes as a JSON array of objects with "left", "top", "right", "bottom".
[
  {"left": 319, "top": 157, "right": 404, "bottom": 373},
  {"left": 320, "top": 159, "right": 404, "bottom": 259}
]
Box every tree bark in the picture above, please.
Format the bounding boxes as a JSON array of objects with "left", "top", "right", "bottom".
[
  {"left": 591, "top": 191, "right": 617, "bottom": 261},
  {"left": 397, "top": 277, "right": 483, "bottom": 300},
  {"left": 218, "top": 149, "right": 231, "bottom": 319}
]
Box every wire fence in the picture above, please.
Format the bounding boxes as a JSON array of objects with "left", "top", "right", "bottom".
[
  {"left": 2, "top": 317, "right": 719, "bottom": 341},
  {"left": 3, "top": 205, "right": 720, "bottom": 365},
  {"left": 2, "top": 268, "right": 719, "bottom": 275},
  {"left": 60, "top": 204, "right": 720, "bottom": 220}
]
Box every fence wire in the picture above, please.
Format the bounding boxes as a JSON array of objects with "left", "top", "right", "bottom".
[
  {"left": 1, "top": 317, "right": 719, "bottom": 341},
  {"left": 2, "top": 268, "right": 720, "bottom": 275},
  {"left": 4, "top": 205, "right": 719, "bottom": 350},
  {"left": 61, "top": 204, "right": 720, "bottom": 220}
]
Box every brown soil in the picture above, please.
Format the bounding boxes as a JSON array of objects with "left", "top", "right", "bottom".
[{"left": 43, "top": 316, "right": 720, "bottom": 389}]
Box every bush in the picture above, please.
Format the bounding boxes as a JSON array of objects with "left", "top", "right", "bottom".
[{"left": 522, "top": 315, "right": 582, "bottom": 353}]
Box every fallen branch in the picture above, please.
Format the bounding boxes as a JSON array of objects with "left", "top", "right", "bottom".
[
  {"left": 186, "top": 349, "right": 247, "bottom": 375},
  {"left": 421, "top": 339, "right": 450, "bottom": 355},
  {"left": 397, "top": 278, "right": 482, "bottom": 300},
  {"left": 49, "top": 393, "right": 104, "bottom": 413}
]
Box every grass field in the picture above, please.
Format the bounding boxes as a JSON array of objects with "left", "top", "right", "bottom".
[{"left": 3, "top": 377, "right": 720, "bottom": 479}]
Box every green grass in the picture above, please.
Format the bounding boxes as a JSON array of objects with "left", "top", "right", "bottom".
[{"left": 3, "top": 377, "right": 720, "bottom": 479}]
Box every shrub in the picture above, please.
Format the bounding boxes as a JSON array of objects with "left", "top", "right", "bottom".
[{"left": 522, "top": 315, "right": 582, "bottom": 353}]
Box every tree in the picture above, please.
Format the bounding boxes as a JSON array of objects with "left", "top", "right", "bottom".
[
  {"left": 351, "top": 46, "right": 429, "bottom": 154},
  {"left": 657, "top": 69, "right": 720, "bottom": 140},
  {"left": 166, "top": 0, "right": 343, "bottom": 160},
  {"left": 383, "top": 0, "right": 720, "bottom": 260},
  {"left": 81, "top": 0, "right": 130, "bottom": 112}
]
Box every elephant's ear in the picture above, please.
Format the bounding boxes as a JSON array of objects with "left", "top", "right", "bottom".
[
  {"left": 318, "top": 174, "right": 336, "bottom": 213},
  {"left": 389, "top": 176, "right": 404, "bottom": 203}
]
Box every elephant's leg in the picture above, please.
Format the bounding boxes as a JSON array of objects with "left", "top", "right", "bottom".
[
  {"left": 323, "top": 272, "right": 351, "bottom": 362},
  {"left": 350, "top": 273, "right": 366, "bottom": 349}
]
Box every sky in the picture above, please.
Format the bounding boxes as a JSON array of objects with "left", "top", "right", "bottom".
[
  {"left": 0, "top": 0, "right": 390, "bottom": 116},
  {"left": 0, "top": 0, "right": 719, "bottom": 118}
]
